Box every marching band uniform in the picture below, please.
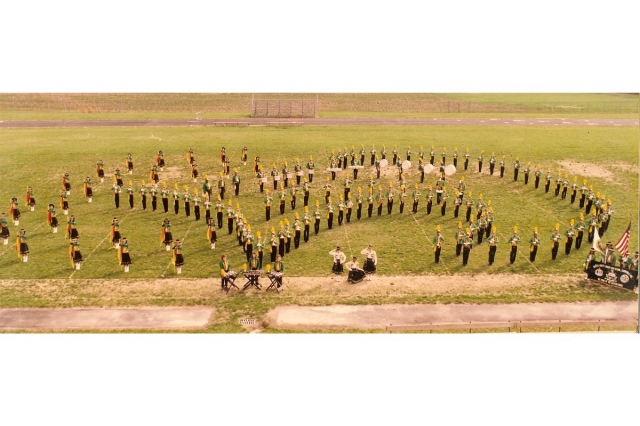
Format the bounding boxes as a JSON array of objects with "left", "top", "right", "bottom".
[
  {"left": 561, "top": 175, "right": 569, "bottom": 200},
  {"left": 523, "top": 163, "right": 530, "bottom": 185},
  {"left": 140, "top": 184, "right": 148, "bottom": 210},
  {"left": 269, "top": 231, "right": 278, "bottom": 263},
  {"left": 489, "top": 153, "right": 496, "bottom": 175},
  {"left": 375, "top": 156, "right": 381, "bottom": 179},
  {"left": 126, "top": 154, "right": 134, "bottom": 174},
  {"left": 217, "top": 172, "right": 226, "bottom": 199},
  {"left": 463, "top": 148, "right": 470, "bottom": 171},
  {"left": 278, "top": 224, "right": 286, "bottom": 257},
  {"left": 254, "top": 156, "right": 261, "bottom": 174},
  {"left": 366, "top": 190, "right": 374, "bottom": 218},
  {"left": 227, "top": 201, "right": 235, "bottom": 234},
  {"left": 66, "top": 216, "right": 79, "bottom": 240},
  {"left": 429, "top": 146, "right": 435, "bottom": 165},
  {"left": 361, "top": 245, "right": 377, "bottom": 280},
  {"left": 550, "top": 226, "right": 561, "bottom": 260},
  {"left": 110, "top": 218, "right": 121, "bottom": 248},
  {"left": 337, "top": 198, "right": 345, "bottom": 226},
  {"left": 207, "top": 218, "right": 217, "bottom": 249},
  {"left": 96, "top": 160, "right": 105, "bottom": 181},
  {"left": 114, "top": 169, "right": 124, "bottom": 187},
  {"left": 513, "top": 158, "right": 520, "bottom": 181},
  {"left": 411, "top": 185, "right": 421, "bottom": 214},
  {"left": 498, "top": 156, "right": 505, "bottom": 178},
  {"left": 314, "top": 202, "right": 321, "bottom": 235},
  {"left": 323, "top": 179, "right": 332, "bottom": 204},
  {"left": 150, "top": 165, "right": 159, "bottom": 184},
  {"left": 25, "top": 187, "right": 36, "bottom": 210},
  {"left": 602, "top": 243, "right": 616, "bottom": 265},
  {"left": 127, "top": 184, "right": 135, "bottom": 209},
  {"left": 282, "top": 163, "right": 290, "bottom": 188},
  {"left": 425, "top": 187, "right": 434, "bottom": 216},
  {"left": 585, "top": 188, "right": 595, "bottom": 215},
  {"left": 219, "top": 256, "right": 232, "bottom": 290},
  {"left": 0, "top": 213, "right": 10, "bottom": 244},
  {"left": 172, "top": 187, "right": 180, "bottom": 214},
  {"left": 375, "top": 188, "right": 384, "bottom": 216},
  {"left": 452, "top": 148, "right": 458, "bottom": 168},
  {"left": 16, "top": 229, "right": 29, "bottom": 262},
  {"left": 529, "top": 229, "right": 540, "bottom": 262},
  {"left": 161, "top": 185, "right": 169, "bottom": 213},
  {"left": 172, "top": 240, "right": 185, "bottom": 274},
  {"left": 202, "top": 178, "right": 213, "bottom": 199},
  {"left": 570, "top": 177, "right": 578, "bottom": 204},
  {"left": 370, "top": 145, "right": 376, "bottom": 166},
  {"left": 534, "top": 166, "right": 541, "bottom": 189},
  {"left": 156, "top": 150, "right": 165, "bottom": 171},
  {"left": 478, "top": 151, "right": 484, "bottom": 173},
  {"left": 440, "top": 147, "right": 446, "bottom": 165},
  {"left": 440, "top": 189, "right": 447, "bottom": 216},
  {"left": 583, "top": 248, "right": 596, "bottom": 272},
  {"left": 343, "top": 177, "right": 352, "bottom": 201},
  {"left": 465, "top": 193, "right": 473, "bottom": 222},
  {"left": 293, "top": 218, "right": 302, "bottom": 248},
  {"left": 346, "top": 257, "right": 366, "bottom": 284},
  {"left": 215, "top": 197, "right": 223, "bottom": 228},
  {"left": 330, "top": 247, "right": 347, "bottom": 281},
  {"left": 68, "top": 238, "right": 83, "bottom": 269},
  {"left": 204, "top": 196, "right": 212, "bottom": 222},
  {"left": 487, "top": 228, "right": 498, "bottom": 266},
  {"left": 485, "top": 207, "right": 494, "bottom": 239},
  {"left": 346, "top": 197, "right": 354, "bottom": 222},
  {"left": 150, "top": 185, "right": 158, "bottom": 211},
  {"left": 118, "top": 238, "right": 132, "bottom": 272},
  {"left": 241, "top": 146, "right": 248, "bottom": 165},
  {"left": 544, "top": 169, "right": 552, "bottom": 193},
  {"left": 278, "top": 186, "right": 286, "bottom": 215},
  {"left": 392, "top": 145, "right": 398, "bottom": 165},
  {"left": 255, "top": 234, "right": 265, "bottom": 265},
  {"left": 306, "top": 156, "right": 315, "bottom": 183},
  {"left": 564, "top": 222, "right": 576, "bottom": 255},
  {"left": 294, "top": 159, "right": 302, "bottom": 185},
  {"left": 290, "top": 185, "right": 298, "bottom": 210},
  {"left": 455, "top": 223, "right": 465, "bottom": 257},
  {"left": 256, "top": 168, "right": 265, "bottom": 193},
  {"left": 381, "top": 145, "right": 387, "bottom": 161},
  {"left": 183, "top": 190, "right": 191, "bottom": 218},
  {"left": 59, "top": 191, "right": 69, "bottom": 215},
  {"left": 10, "top": 197, "right": 21, "bottom": 225},
  {"left": 284, "top": 223, "right": 292, "bottom": 253},
  {"left": 462, "top": 230, "right": 473, "bottom": 266},
  {"left": 232, "top": 170, "right": 241, "bottom": 196},
  {"left": 193, "top": 191, "right": 201, "bottom": 221},
  {"left": 386, "top": 184, "right": 394, "bottom": 215},
  {"left": 245, "top": 228, "right": 254, "bottom": 261},
  {"left": 477, "top": 214, "right": 487, "bottom": 245},
  {"left": 575, "top": 215, "right": 585, "bottom": 249},
  {"left": 579, "top": 180, "right": 588, "bottom": 208},
  {"left": 303, "top": 209, "right": 311, "bottom": 242},
  {"left": 62, "top": 173, "right": 71, "bottom": 194},
  {"left": 272, "top": 256, "right": 284, "bottom": 289},
  {"left": 327, "top": 200, "right": 335, "bottom": 229},
  {"left": 160, "top": 219, "right": 172, "bottom": 251},
  {"left": 554, "top": 172, "right": 562, "bottom": 197},
  {"left": 508, "top": 228, "right": 521, "bottom": 264},
  {"left": 433, "top": 228, "right": 444, "bottom": 264}
]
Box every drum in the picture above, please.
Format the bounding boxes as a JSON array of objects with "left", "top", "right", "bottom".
[
  {"left": 226, "top": 271, "right": 238, "bottom": 279},
  {"left": 402, "top": 160, "right": 411, "bottom": 170},
  {"left": 379, "top": 159, "right": 388, "bottom": 168},
  {"left": 261, "top": 177, "right": 268, "bottom": 183},
  {"left": 274, "top": 176, "right": 281, "bottom": 181},
  {"left": 308, "top": 169, "right": 314, "bottom": 175},
  {"left": 424, "top": 164, "right": 434, "bottom": 174},
  {"left": 444, "top": 164, "right": 457, "bottom": 176},
  {"left": 296, "top": 171, "right": 304, "bottom": 176},
  {"left": 286, "top": 173, "right": 293, "bottom": 179},
  {"left": 348, "top": 268, "right": 366, "bottom": 283}
]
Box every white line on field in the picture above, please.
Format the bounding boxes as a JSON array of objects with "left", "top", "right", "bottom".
[
  {"left": 69, "top": 210, "right": 134, "bottom": 279},
  {"left": 160, "top": 222, "right": 195, "bottom": 278},
  {"left": 410, "top": 213, "right": 450, "bottom": 275}
]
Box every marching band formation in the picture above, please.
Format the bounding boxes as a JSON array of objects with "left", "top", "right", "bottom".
[{"left": 2, "top": 141, "right": 637, "bottom": 291}]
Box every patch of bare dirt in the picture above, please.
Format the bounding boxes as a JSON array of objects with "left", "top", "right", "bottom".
[{"left": 555, "top": 160, "right": 614, "bottom": 181}]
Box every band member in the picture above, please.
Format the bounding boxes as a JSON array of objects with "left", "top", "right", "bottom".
[
  {"left": 513, "top": 157, "right": 521, "bottom": 181},
  {"left": 498, "top": 155, "right": 505, "bottom": 178},
  {"left": 59, "top": 190, "right": 69, "bottom": 215},
  {"left": 294, "top": 158, "right": 303, "bottom": 185},
  {"left": 182, "top": 187, "right": 191, "bottom": 218},
  {"left": 172, "top": 239, "right": 185, "bottom": 274},
  {"left": 139, "top": 182, "right": 148, "bottom": 210},
  {"left": 126, "top": 153, "right": 134, "bottom": 174},
  {"left": 361, "top": 244, "right": 377, "bottom": 280},
  {"left": 544, "top": 169, "right": 552, "bottom": 193},
  {"left": 62, "top": 173, "right": 71, "bottom": 194},
  {"left": 172, "top": 184, "right": 180, "bottom": 215},
  {"left": 554, "top": 171, "right": 562, "bottom": 197},
  {"left": 629, "top": 252, "right": 638, "bottom": 272},
  {"left": 301, "top": 178, "right": 311, "bottom": 207},
  {"left": 282, "top": 162, "right": 290, "bottom": 188},
  {"left": 269, "top": 229, "right": 278, "bottom": 263},
  {"left": 270, "top": 164, "right": 280, "bottom": 190},
  {"left": 452, "top": 147, "right": 458, "bottom": 168},
  {"left": 477, "top": 150, "right": 484, "bottom": 173},
  {"left": 224, "top": 157, "right": 231, "bottom": 176},
  {"left": 375, "top": 187, "right": 384, "bottom": 216},
  {"left": 314, "top": 201, "right": 321, "bottom": 235},
  {"left": 489, "top": 152, "right": 496, "bottom": 175},
  {"left": 487, "top": 227, "right": 498, "bottom": 266},
  {"left": 337, "top": 196, "right": 345, "bottom": 226},
  {"left": 9, "top": 197, "right": 21, "bottom": 225},
  {"left": 440, "top": 147, "right": 446, "bottom": 165},
  {"left": 156, "top": 150, "right": 165, "bottom": 171},
  {"left": 411, "top": 184, "right": 421, "bottom": 214},
  {"left": 25, "top": 187, "right": 36, "bottom": 210},
  {"left": 346, "top": 196, "right": 353, "bottom": 223},
  {"left": 108, "top": 217, "right": 121, "bottom": 248},
  {"left": 381, "top": 144, "right": 387, "bottom": 160},
  {"left": 114, "top": 168, "right": 123, "bottom": 187},
  {"left": 278, "top": 222, "right": 286, "bottom": 258},
  {"left": 160, "top": 219, "right": 172, "bottom": 251},
  {"left": 193, "top": 189, "right": 201, "bottom": 221},
  {"left": 579, "top": 179, "right": 588, "bottom": 208},
  {"left": 256, "top": 167, "right": 265, "bottom": 193},
  {"left": 366, "top": 189, "right": 374, "bottom": 218},
  {"left": 386, "top": 183, "right": 394, "bottom": 215},
  {"left": 68, "top": 237, "right": 83, "bottom": 270},
  {"left": 0, "top": 212, "right": 10, "bottom": 244},
  {"left": 345, "top": 256, "right": 365, "bottom": 284},
  {"left": 278, "top": 185, "right": 286, "bottom": 215},
  {"left": 428, "top": 145, "right": 435, "bottom": 165},
  {"left": 574, "top": 214, "right": 585, "bottom": 249},
  {"left": 585, "top": 187, "right": 594, "bottom": 215},
  {"left": 240, "top": 145, "right": 248, "bottom": 165},
  {"left": 16, "top": 229, "right": 29, "bottom": 262},
  {"left": 217, "top": 147, "right": 224, "bottom": 165},
  {"left": 375, "top": 156, "right": 381, "bottom": 179},
  {"left": 201, "top": 176, "right": 213, "bottom": 199},
  {"left": 220, "top": 254, "right": 232, "bottom": 291},
  {"left": 485, "top": 207, "right": 494, "bottom": 239},
  {"left": 150, "top": 165, "right": 159, "bottom": 184},
  {"left": 433, "top": 226, "right": 444, "bottom": 264},
  {"left": 330, "top": 246, "right": 347, "bottom": 281},
  {"left": 290, "top": 184, "right": 298, "bottom": 210},
  {"left": 528, "top": 228, "right": 540, "bottom": 262},
  {"left": 534, "top": 165, "right": 541, "bottom": 189},
  {"left": 158, "top": 182, "right": 167, "bottom": 213},
  {"left": 583, "top": 248, "right": 597, "bottom": 273},
  {"left": 226, "top": 200, "right": 234, "bottom": 234},
  {"left": 218, "top": 172, "right": 226, "bottom": 199},
  {"left": 327, "top": 198, "right": 335, "bottom": 229},
  {"left": 96, "top": 160, "right": 105, "bottom": 181},
  {"left": 370, "top": 144, "right": 377, "bottom": 166},
  {"left": 462, "top": 229, "right": 473, "bottom": 266},
  {"left": 550, "top": 224, "right": 561, "bottom": 260},
  {"left": 565, "top": 220, "right": 576, "bottom": 255},
  {"left": 570, "top": 176, "right": 578, "bottom": 204},
  {"left": 477, "top": 213, "right": 487, "bottom": 245},
  {"left": 392, "top": 144, "right": 398, "bottom": 165},
  {"left": 440, "top": 188, "right": 448, "bottom": 216},
  {"left": 602, "top": 242, "right": 616, "bottom": 265},
  {"left": 284, "top": 221, "right": 292, "bottom": 254},
  {"left": 323, "top": 178, "right": 332, "bottom": 204},
  {"left": 302, "top": 207, "right": 311, "bottom": 242},
  {"left": 463, "top": 148, "right": 470, "bottom": 171},
  {"left": 306, "top": 156, "right": 315, "bottom": 183},
  {"left": 231, "top": 169, "right": 241, "bottom": 196},
  {"left": 587, "top": 209, "right": 597, "bottom": 243},
  {"left": 271, "top": 254, "right": 285, "bottom": 290},
  {"left": 523, "top": 162, "right": 530, "bottom": 185},
  {"left": 248, "top": 250, "right": 261, "bottom": 272},
  {"left": 66, "top": 215, "right": 79, "bottom": 240},
  {"left": 508, "top": 227, "right": 521, "bottom": 264},
  {"left": 343, "top": 176, "right": 352, "bottom": 201},
  {"left": 465, "top": 192, "right": 473, "bottom": 222},
  {"left": 455, "top": 222, "right": 465, "bottom": 257}
]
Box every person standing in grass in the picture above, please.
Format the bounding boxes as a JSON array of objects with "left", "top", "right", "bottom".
[
  {"left": 183, "top": 188, "right": 191, "bottom": 218},
  {"left": 523, "top": 162, "right": 531, "bottom": 185},
  {"left": 544, "top": 169, "right": 552, "bottom": 193},
  {"left": 232, "top": 169, "right": 241, "bottom": 196},
  {"left": 161, "top": 182, "right": 169, "bottom": 213},
  {"left": 69, "top": 237, "right": 83, "bottom": 270},
  {"left": 508, "top": 227, "right": 521, "bottom": 265},
  {"left": 172, "top": 239, "right": 185, "bottom": 274},
  {"left": 9, "top": 197, "right": 21, "bottom": 226},
  {"left": 160, "top": 219, "right": 172, "bottom": 251},
  {"left": 498, "top": 155, "right": 505, "bottom": 178},
  {"left": 433, "top": 226, "right": 444, "bottom": 264},
  {"left": 487, "top": 227, "right": 498, "bottom": 266},
  {"left": 15, "top": 229, "right": 29, "bottom": 263},
  {"left": 534, "top": 165, "right": 541, "bottom": 189},
  {"left": 330, "top": 246, "right": 347, "bottom": 282},
  {"left": 513, "top": 157, "right": 521, "bottom": 181},
  {"left": 314, "top": 201, "right": 322, "bottom": 234},
  {"left": 477, "top": 150, "right": 484, "bottom": 174},
  {"left": 126, "top": 153, "right": 134, "bottom": 174},
  {"left": 550, "top": 224, "right": 561, "bottom": 260},
  {"left": 564, "top": 221, "right": 576, "bottom": 255},
  {"left": 150, "top": 184, "right": 158, "bottom": 211},
  {"left": 529, "top": 228, "right": 540, "bottom": 262},
  {"left": 462, "top": 229, "right": 473, "bottom": 266},
  {"left": 207, "top": 218, "right": 217, "bottom": 250},
  {"left": 269, "top": 229, "right": 278, "bottom": 263},
  {"left": 0, "top": 212, "right": 10, "bottom": 245},
  {"left": 455, "top": 222, "right": 465, "bottom": 258},
  {"left": 489, "top": 152, "right": 496, "bottom": 175},
  {"left": 83, "top": 178, "right": 93, "bottom": 203}
]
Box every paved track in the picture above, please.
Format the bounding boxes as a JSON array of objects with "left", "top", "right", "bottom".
[
  {"left": 0, "top": 307, "right": 214, "bottom": 330},
  {"left": 0, "top": 117, "right": 637, "bottom": 128},
  {"left": 267, "top": 301, "right": 638, "bottom": 330}
]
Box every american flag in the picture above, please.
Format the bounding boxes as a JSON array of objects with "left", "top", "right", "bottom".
[{"left": 614, "top": 221, "right": 631, "bottom": 257}]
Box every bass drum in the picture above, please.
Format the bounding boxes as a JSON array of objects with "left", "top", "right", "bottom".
[{"left": 379, "top": 159, "right": 389, "bottom": 168}]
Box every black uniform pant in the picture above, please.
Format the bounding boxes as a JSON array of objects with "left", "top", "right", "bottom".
[
  {"left": 294, "top": 231, "right": 300, "bottom": 248},
  {"left": 220, "top": 187, "right": 225, "bottom": 199},
  {"left": 524, "top": 173, "right": 529, "bottom": 184},
  {"left": 246, "top": 244, "right": 253, "bottom": 262},
  {"left": 420, "top": 171, "right": 424, "bottom": 183},
  {"left": 304, "top": 193, "right": 309, "bottom": 207},
  {"left": 357, "top": 204, "right": 362, "bottom": 220},
  {"left": 465, "top": 207, "right": 471, "bottom": 222},
  {"left": 430, "top": 156, "right": 435, "bottom": 165},
  {"left": 205, "top": 209, "right": 211, "bottom": 222},
  {"left": 488, "top": 245, "right": 497, "bottom": 265},
  {"left": 514, "top": 169, "right": 519, "bottom": 181},
  {"left": 555, "top": 185, "right": 560, "bottom": 197},
  {"left": 371, "top": 155, "right": 375, "bottom": 166},
  {"left": 129, "top": 195, "right": 134, "bottom": 209},
  {"left": 368, "top": 204, "right": 373, "bottom": 218},
  {"left": 304, "top": 225, "right": 310, "bottom": 242},
  {"left": 152, "top": 196, "right": 157, "bottom": 211},
  {"left": 346, "top": 208, "right": 352, "bottom": 223},
  {"left": 271, "top": 246, "right": 277, "bottom": 263},
  {"left": 478, "top": 161, "right": 483, "bottom": 173},
  {"left": 490, "top": 163, "right": 495, "bottom": 175},
  {"left": 284, "top": 178, "right": 288, "bottom": 188},
  {"left": 393, "top": 154, "right": 397, "bottom": 165},
  {"left": 485, "top": 225, "right": 491, "bottom": 239},
  {"left": 185, "top": 202, "right": 190, "bottom": 218},
  {"left": 259, "top": 183, "right": 264, "bottom": 193},
  {"left": 114, "top": 194, "right": 120, "bottom": 208},
  {"left": 588, "top": 227, "right": 594, "bottom": 243},
  {"left": 436, "top": 192, "right": 442, "bottom": 205},
  {"left": 279, "top": 240, "right": 285, "bottom": 257},
  {"left": 194, "top": 206, "right": 200, "bottom": 221},
  {"left": 530, "top": 245, "right": 537, "bottom": 262},
  {"left": 328, "top": 213, "right": 333, "bottom": 229},
  {"left": 565, "top": 238, "right": 573, "bottom": 255},
  {"left": 377, "top": 205, "right": 383, "bottom": 216},
  {"left": 296, "top": 176, "right": 301, "bottom": 185},
  {"left": 551, "top": 242, "right": 559, "bottom": 260},
  {"left": 234, "top": 184, "right": 240, "bottom": 196},
  {"left": 456, "top": 243, "right": 462, "bottom": 257},
  {"left": 399, "top": 202, "right": 404, "bottom": 214},
  {"left": 338, "top": 210, "right": 344, "bottom": 226},
  {"left": 353, "top": 169, "right": 358, "bottom": 180},
  {"left": 376, "top": 169, "right": 380, "bottom": 179},
  {"left": 545, "top": 181, "right": 550, "bottom": 193},
  {"left": 434, "top": 246, "right": 441, "bottom": 264},
  {"left": 344, "top": 188, "right": 350, "bottom": 200},
  {"left": 464, "top": 159, "right": 468, "bottom": 171},
  {"left": 142, "top": 195, "right": 147, "bottom": 210},
  {"left": 535, "top": 176, "right": 540, "bottom": 188},
  {"left": 387, "top": 200, "right": 393, "bottom": 215},
  {"left": 291, "top": 197, "right": 296, "bottom": 210},
  {"left": 412, "top": 200, "right": 419, "bottom": 214},
  {"left": 285, "top": 238, "right": 290, "bottom": 253},
  {"left": 571, "top": 191, "right": 577, "bottom": 204},
  {"left": 314, "top": 219, "right": 320, "bottom": 235},
  {"left": 585, "top": 200, "right": 593, "bottom": 215},
  {"left": 273, "top": 180, "right": 278, "bottom": 190},
  {"left": 265, "top": 206, "right": 271, "bottom": 221},
  {"left": 174, "top": 200, "right": 179, "bottom": 214},
  {"left": 162, "top": 198, "right": 168, "bottom": 213},
  {"left": 453, "top": 204, "right": 459, "bottom": 218},
  {"left": 499, "top": 166, "right": 504, "bottom": 178},
  {"left": 561, "top": 188, "right": 567, "bottom": 199},
  {"left": 325, "top": 193, "right": 330, "bottom": 204},
  {"left": 579, "top": 194, "right": 585, "bottom": 208},
  {"left": 308, "top": 173, "right": 313, "bottom": 183},
  {"left": 331, "top": 172, "right": 336, "bottom": 181},
  {"left": 228, "top": 218, "right": 233, "bottom": 234},
  {"left": 575, "top": 231, "right": 583, "bottom": 249},
  {"left": 510, "top": 246, "right": 517, "bottom": 264},
  {"left": 462, "top": 246, "right": 471, "bottom": 266},
  {"left": 280, "top": 201, "right": 285, "bottom": 215},
  {"left": 453, "top": 158, "right": 457, "bottom": 168},
  {"left": 441, "top": 202, "right": 446, "bottom": 216},
  {"left": 478, "top": 229, "right": 485, "bottom": 245}
]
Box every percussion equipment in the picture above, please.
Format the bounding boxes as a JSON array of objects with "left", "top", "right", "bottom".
[
  {"left": 424, "top": 164, "right": 434, "bottom": 174},
  {"left": 379, "top": 159, "right": 388, "bottom": 168},
  {"left": 242, "top": 270, "right": 263, "bottom": 277},
  {"left": 273, "top": 176, "right": 281, "bottom": 181},
  {"left": 401, "top": 160, "right": 411, "bottom": 170},
  {"left": 296, "top": 171, "right": 304, "bottom": 176},
  {"left": 261, "top": 177, "right": 268, "bottom": 183},
  {"left": 444, "top": 164, "right": 457, "bottom": 176},
  {"left": 348, "top": 165, "right": 364, "bottom": 169},
  {"left": 286, "top": 173, "right": 293, "bottom": 179},
  {"left": 225, "top": 271, "right": 238, "bottom": 278},
  {"left": 308, "top": 169, "right": 314, "bottom": 174},
  {"left": 242, "top": 270, "right": 263, "bottom": 290}
]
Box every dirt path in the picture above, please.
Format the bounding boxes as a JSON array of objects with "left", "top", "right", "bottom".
[
  {"left": 0, "top": 307, "right": 214, "bottom": 330},
  {"left": 266, "top": 301, "right": 637, "bottom": 330},
  {"left": 0, "top": 117, "right": 637, "bottom": 128}
]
